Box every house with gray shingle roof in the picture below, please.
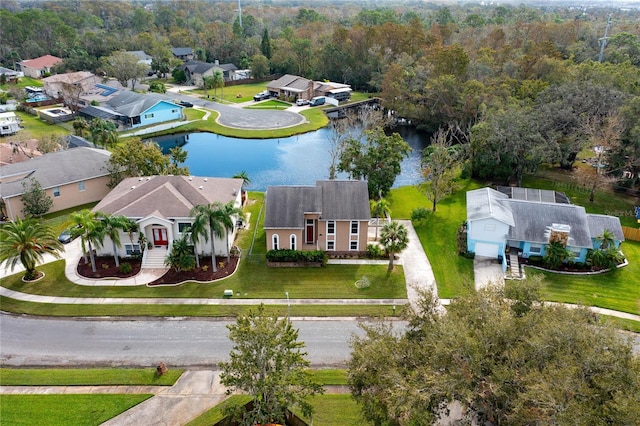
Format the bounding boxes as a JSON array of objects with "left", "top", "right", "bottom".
[
  {"left": 92, "top": 176, "right": 243, "bottom": 259},
  {"left": 264, "top": 180, "right": 370, "bottom": 252},
  {"left": 466, "top": 187, "right": 624, "bottom": 270},
  {"left": 171, "top": 47, "right": 194, "bottom": 62},
  {"left": 79, "top": 91, "right": 183, "bottom": 129},
  {"left": 179, "top": 60, "right": 238, "bottom": 86},
  {"left": 0, "top": 147, "right": 111, "bottom": 220}
]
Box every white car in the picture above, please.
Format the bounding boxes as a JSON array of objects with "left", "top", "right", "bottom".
[{"left": 296, "top": 98, "right": 309, "bottom": 106}]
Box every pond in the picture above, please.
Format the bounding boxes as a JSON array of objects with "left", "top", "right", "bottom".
[{"left": 152, "top": 126, "right": 430, "bottom": 191}]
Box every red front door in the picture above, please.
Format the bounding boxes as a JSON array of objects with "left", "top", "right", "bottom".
[
  {"left": 152, "top": 227, "right": 168, "bottom": 246},
  {"left": 305, "top": 219, "right": 314, "bottom": 244}
]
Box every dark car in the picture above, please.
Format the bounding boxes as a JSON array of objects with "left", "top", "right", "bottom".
[
  {"left": 58, "top": 226, "right": 81, "bottom": 244},
  {"left": 178, "top": 100, "right": 193, "bottom": 107},
  {"left": 253, "top": 92, "right": 270, "bottom": 101}
]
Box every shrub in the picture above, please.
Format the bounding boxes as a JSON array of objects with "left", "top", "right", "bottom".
[
  {"left": 411, "top": 207, "right": 431, "bottom": 224},
  {"left": 528, "top": 255, "right": 544, "bottom": 263},
  {"left": 366, "top": 244, "right": 384, "bottom": 259},
  {"left": 266, "top": 249, "right": 326, "bottom": 264},
  {"left": 456, "top": 222, "right": 468, "bottom": 255},
  {"left": 119, "top": 262, "right": 132, "bottom": 274}
]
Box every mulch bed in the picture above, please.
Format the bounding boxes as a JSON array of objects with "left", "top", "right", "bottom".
[
  {"left": 76, "top": 255, "right": 239, "bottom": 285},
  {"left": 148, "top": 257, "right": 238, "bottom": 286},
  {"left": 77, "top": 256, "right": 142, "bottom": 279}
]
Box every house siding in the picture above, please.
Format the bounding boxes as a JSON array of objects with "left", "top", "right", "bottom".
[
  {"left": 4, "top": 175, "right": 110, "bottom": 220},
  {"left": 467, "top": 218, "right": 509, "bottom": 255},
  {"left": 137, "top": 102, "right": 182, "bottom": 128}
]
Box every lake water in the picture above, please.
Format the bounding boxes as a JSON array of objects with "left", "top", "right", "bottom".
[{"left": 152, "top": 126, "right": 429, "bottom": 191}]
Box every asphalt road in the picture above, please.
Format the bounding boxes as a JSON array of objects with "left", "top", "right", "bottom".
[{"left": 0, "top": 315, "right": 405, "bottom": 368}]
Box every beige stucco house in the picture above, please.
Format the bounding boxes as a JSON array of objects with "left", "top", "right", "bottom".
[
  {"left": 264, "top": 180, "right": 370, "bottom": 252},
  {"left": 0, "top": 147, "right": 111, "bottom": 220},
  {"left": 18, "top": 55, "right": 62, "bottom": 78},
  {"left": 92, "top": 176, "right": 243, "bottom": 260}
]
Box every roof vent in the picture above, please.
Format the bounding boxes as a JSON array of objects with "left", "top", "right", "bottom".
[
  {"left": 138, "top": 177, "right": 143, "bottom": 181},
  {"left": 131, "top": 186, "right": 136, "bottom": 190},
  {"left": 146, "top": 177, "right": 150, "bottom": 180},
  {"left": 203, "top": 178, "right": 208, "bottom": 182},
  {"left": 199, "top": 186, "right": 203, "bottom": 190},
  {"left": 189, "top": 176, "right": 193, "bottom": 181}
]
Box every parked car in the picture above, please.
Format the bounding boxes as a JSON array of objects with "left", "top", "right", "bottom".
[
  {"left": 309, "top": 96, "right": 325, "bottom": 106},
  {"left": 58, "top": 225, "right": 81, "bottom": 244},
  {"left": 253, "top": 92, "right": 270, "bottom": 101},
  {"left": 178, "top": 100, "right": 193, "bottom": 107},
  {"left": 296, "top": 98, "right": 309, "bottom": 106}
]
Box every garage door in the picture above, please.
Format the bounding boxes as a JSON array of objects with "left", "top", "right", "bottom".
[{"left": 474, "top": 242, "right": 500, "bottom": 258}]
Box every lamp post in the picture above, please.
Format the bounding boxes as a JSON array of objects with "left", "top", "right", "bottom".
[{"left": 285, "top": 291, "right": 290, "bottom": 320}]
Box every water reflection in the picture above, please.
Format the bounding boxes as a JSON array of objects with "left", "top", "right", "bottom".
[{"left": 152, "top": 126, "right": 429, "bottom": 191}]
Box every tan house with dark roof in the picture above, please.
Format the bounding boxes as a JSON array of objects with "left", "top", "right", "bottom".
[
  {"left": 0, "top": 147, "right": 111, "bottom": 220},
  {"left": 92, "top": 176, "right": 243, "bottom": 261},
  {"left": 264, "top": 180, "right": 370, "bottom": 252}
]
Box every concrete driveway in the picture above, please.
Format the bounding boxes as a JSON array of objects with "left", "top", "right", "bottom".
[{"left": 473, "top": 256, "right": 504, "bottom": 290}]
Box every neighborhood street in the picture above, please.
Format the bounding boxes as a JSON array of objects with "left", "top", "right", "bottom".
[{"left": 0, "top": 314, "right": 406, "bottom": 367}]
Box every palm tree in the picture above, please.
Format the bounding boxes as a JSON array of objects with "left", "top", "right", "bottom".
[
  {"left": 233, "top": 171, "right": 251, "bottom": 205},
  {"left": 96, "top": 212, "right": 130, "bottom": 268},
  {"left": 212, "top": 69, "right": 224, "bottom": 99},
  {"left": 190, "top": 203, "right": 226, "bottom": 272},
  {"left": 379, "top": 221, "right": 409, "bottom": 271},
  {"left": 164, "top": 236, "right": 195, "bottom": 272},
  {"left": 0, "top": 218, "right": 63, "bottom": 281},
  {"left": 370, "top": 198, "right": 391, "bottom": 241},
  {"left": 70, "top": 209, "right": 104, "bottom": 273},
  {"left": 595, "top": 229, "right": 616, "bottom": 250},
  {"left": 217, "top": 201, "right": 245, "bottom": 263},
  {"left": 186, "top": 222, "right": 207, "bottom": 269}
]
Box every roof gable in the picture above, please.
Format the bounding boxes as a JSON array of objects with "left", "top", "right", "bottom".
[
  {"left": 20, "top": 55, "right": 62, "bottom": 69},
  {"left": 106, "top": 91, "right": 178, "bottom": 118},
  {"left": 587, "top": 214, "right": 625, "bottom": 242},
  {"left": 466, "top": 187, "right": 515, "bottom": 226},
  {"left": 93, "top": 176, "right": 243, "bottom": 219},
  {"left": 264, "top": 180, "right": 370, "bottom": 228}
]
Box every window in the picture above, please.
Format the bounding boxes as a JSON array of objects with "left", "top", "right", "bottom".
[
  {"left": 144, "top": 113, "right": 154, "bottom": 119},
  {"left": 351, "top": 221, "right": 359, "bottom": 234},
  {"left": 290, "top": 234, "right": 296, "bottom": 250},
  {"left": 125, "top": 244, "right": 141, "bottom": 255},
  {"left": 327, "top": 241, "right": 335, "bottom": 251},
  {"left": 78, "top": 181, "right": 85, "bottom": 191},
  {"left": 327, "top": 220, "right": 335, "bottom": 235},
  {"left": 529, "top": 244, "right": 542, "bottom": 254},
  {"left": 53, "top": 186, "right": 60, "bottom": 197},
  {"left": 178, "top": 222, "right": 191, "bottom": 233},
  {"left": 350, "top": 241, "right": 358, "bottom": 251},
  {"left": 272, "top": 234, "right": 279, "bottom": 250}
]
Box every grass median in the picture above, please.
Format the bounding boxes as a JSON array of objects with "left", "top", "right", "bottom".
[{"left": 0, "top": 368, "right": 182, "bottom": 386}]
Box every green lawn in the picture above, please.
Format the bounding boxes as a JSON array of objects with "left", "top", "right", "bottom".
[
  {"left": 0, "top": 368, "right": 182, "bottom": 386},
  {"left": 0, "top": 394, "right": 152, "bottom": 426},
  {"left": 12, "top": 110, "right": 69, "bottom": 140},
  {"left": 1, "top": 76, "right": 42, "bottom": 90},
  {"left": 536, "top": 240, "right": 640, "bottom": 315},
  {"left": 185, "top": 395, "right": 253, "bottom": 426},
  {"left": 388, "top": 182, "right": 480, "bottom": 298}
]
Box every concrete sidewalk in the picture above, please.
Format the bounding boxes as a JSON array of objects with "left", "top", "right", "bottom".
[{"left": 102, "top": 371, "right": 228, "bottom": 426}]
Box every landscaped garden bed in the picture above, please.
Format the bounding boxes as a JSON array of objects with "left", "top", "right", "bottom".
[
  {"left": 76, "top": 256, "right": 141, "bottom": 279},
  {"left": 148, "top": 257, "right": 239, "bottom": 286}
]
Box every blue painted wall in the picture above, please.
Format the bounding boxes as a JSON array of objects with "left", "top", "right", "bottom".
[{"left": 137, "top": 101, "right": 183, "bottom": 128}]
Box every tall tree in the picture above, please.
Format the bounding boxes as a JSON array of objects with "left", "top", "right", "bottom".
[
  {"left": 370, "top": 197, "right": 391, "bottom": 241},
  {"left": 349, "top": 286, "right": 640, "bottom": 425},
  {"left": 96, "top": 212, "right": 130, "bottom": 268},
  {"left": 70, "top": 209, "right": 104, "bottom": 273},
  {"left": 190, "top": 203, "right": 225, "bottom": 272},
  {"left": 20, "top": 178, "right": 52, "bottom": 218},
  {"left": 379, "top": 221, "right": 409, "bottom": 271},
  {"left": 338, "top": 127, "right": 411, "bottom": 199},
  {"left": 260, "top": 27, "right": 271, "bottom": 59},
  {"left": 102, "top": 51, "right": 149, "bottom": 90},
  {"left": 0, "top": 217, "right": 63, "bottom": 281},
  {"left": 212, "top": 69, "right": 224, "bottom": 100},
  {"left": 421, "top": 128, "right": 466, "bottom": 212},
  {"left": 220, "top": 304, "right": 323, "bottom": 425},
  {"left": 217, "top": 201, "right": 245, "bottom": 263},
  {"left": 89, "top": 118, "right": 118, "bottom": 149}
]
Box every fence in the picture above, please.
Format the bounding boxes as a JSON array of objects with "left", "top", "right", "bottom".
[{"left": 622, "top": 226, "right": 640, "bottom": 242}]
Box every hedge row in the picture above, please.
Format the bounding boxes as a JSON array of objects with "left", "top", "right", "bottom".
[{"left": 265, "top": 249, "right": 326, "bottom": 263}]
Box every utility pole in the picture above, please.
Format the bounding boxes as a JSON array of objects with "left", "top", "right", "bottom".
[
  {"left": 598, "top": 14, "right": 612, "bottom": 63},
  {"left": 238, "top": 0, "right": 243, "bottom": 28}
]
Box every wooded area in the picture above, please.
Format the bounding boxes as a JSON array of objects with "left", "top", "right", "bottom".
[{"left": 1, "top": 0, "right": 639, "bottom": 188}]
